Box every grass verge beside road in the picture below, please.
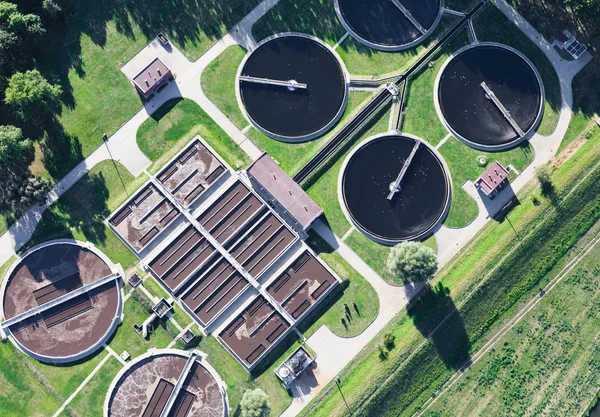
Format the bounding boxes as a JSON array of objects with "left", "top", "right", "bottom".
[
  {"left": 136, "top": 98, "right": 251, "bottom": 172},
  {"left": 304, "top": 126, "right": 600, "bottom": 417}
]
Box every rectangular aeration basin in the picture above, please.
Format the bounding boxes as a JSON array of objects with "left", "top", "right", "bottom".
[
  {"left": 179, "top": 256, "right": 249, "bottom": 325},
  {"left": 197, "top": 180, "right": 266, "bottom": 244},
  {"left": 267, "top": 251, "right": 338, "bottom": 320},
  {"left": 109, "top": 183, "right": 180, "bottom": 252},
  {"left": 157, "top": 139, "right": 226, "bottom": 208},
  {"left": 220, "top": 295, "right": 290, "bottom": 367},
  {"left": 148, "top": 225, "right": 216, "bottom": 291}
]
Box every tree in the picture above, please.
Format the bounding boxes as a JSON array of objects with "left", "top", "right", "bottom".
[
  {"left": 387, "top": 242, "right": 438, "bottom": 283},
  {"left": 535, "top": 165, "right": 554, "bottom": 196},
  {"left": 0, "top": 124, "right": 32, "bottom": 169},
  {"left": 42, "top": 0, "right": 62, "bottom": 16},
  {"left": 4, "top": 69, "right": 62, "bottom": 119},
  {"left": 240, "top": 388, "right": 271, "bottom": 417}
]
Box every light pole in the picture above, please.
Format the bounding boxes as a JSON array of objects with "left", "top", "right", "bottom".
[
  {"left": 103, "top": 134, "right": 129, "bottom": 197},
  {"left": 335, "top": 376, "right": 352, "bottom": 415}
]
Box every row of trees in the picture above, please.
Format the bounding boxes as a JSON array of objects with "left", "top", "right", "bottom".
[{"left": 0, "top": 1, "right": 66, "bottom": 216}]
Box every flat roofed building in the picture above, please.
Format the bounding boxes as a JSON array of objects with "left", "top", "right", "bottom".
[
  {"left": 132, "top": 57, "right": 172, "bottom": 98},
  {"left": 475, "top": 161, "right": 510, "bottom": 199},
  {"left": 247, "top": 153, "right": 323, "bottom": 232}
]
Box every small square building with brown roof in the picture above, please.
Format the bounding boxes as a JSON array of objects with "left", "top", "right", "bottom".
[
  {"left": 475, "top": 161, "right": 510, "bottom": 199},
  {"left": 132, "top": 57, "right": 171, "bottom": 98}
]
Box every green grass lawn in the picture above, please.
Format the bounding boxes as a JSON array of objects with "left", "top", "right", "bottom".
[
  {"left": 0, "top": 256, "right": 16, "bottom": 283},
  {"left": 201, "top": 45, "right": 248, "bottom": 129},
  {"left": 252, "top": 0, "right": 346, "bottom": 46},
  {"left": 473, "top": 5, "right": 561, "bottom": 137},
  {"left": 0, "top": 342, "right": 62, "bottom": 417},
  {"left": 63, "top": 356, "right": 123, "bottom": 417},
  {"left": 305, "top": 127, "right": 600, "bottom": 417},
  {"left": 304, "top": 103, "right": 392, "bottom": 238},
  {"left": 425, "top": 227, "right": 600, "bottom": 416},
  {"left": 345, "top": 231, "right": 395, "bottom": 283},
  {"left": 558, "top": 113, "right": 598, "bottom": 154},
  {"left": 23, "top": 160, "right": 146, "bottom": 269},
  {"left": 298, "top": 232, "right": 379, "bottom": 338},
  {"left": 439, "top": 137, "right": 535, "bottom": 228},
  {"left": 25, "top": 350, "right": 106, "bottom": 403},
  {"left": 141, "top": 275, "right": 195, "bottom": 328},
  {"left": 136, "top": 98, "right": 251, "bottom": 173},
  {"left": 108, "top": 291, "right": 178, "bottom": 359}
]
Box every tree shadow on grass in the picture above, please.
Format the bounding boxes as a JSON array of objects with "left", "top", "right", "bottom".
[
  {"left": 23, "top": 171, "right": 110, "bottom": 251},
  {"left": 407, "top": 282, "right": 471, "bottom": 371},
  {"left": 40, "top": 118, "right": 83, "bottom": 180}
]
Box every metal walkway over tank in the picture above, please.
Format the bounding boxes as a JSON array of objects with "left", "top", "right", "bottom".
[
  {"left": 387, "top": 139, "right": 421, "bottom": 200},
  {"left": 480, "top": 81, "right": 525, "bottom": 137},
  {"left": 239, "top": 75, "right": 308, "bottom": 90}
]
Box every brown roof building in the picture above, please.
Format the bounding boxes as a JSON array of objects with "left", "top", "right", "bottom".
[
  {"left": 475, "top": 161, "right": 510, "bottom": 199},
  {"left": 247, "top": 153, "right": 323, "bottom": 233},
  {"left": 132, "top": 57, "right": 172, "bottom": 98}
]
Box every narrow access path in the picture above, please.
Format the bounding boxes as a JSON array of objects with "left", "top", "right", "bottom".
[
  {"left": 281, "top": 220, "right": 423, "bottom": 417},
  {"left": 0, "top": 0, "right": 277, "bottom": 265}
]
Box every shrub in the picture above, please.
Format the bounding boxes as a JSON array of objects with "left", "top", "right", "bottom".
[
  {"left": 387, "top": 242, "right": 438, "bottom": 283},
  {"left": 240, "top": 388, "right": 271, "bottom": 417},
  {"left": 383, "top": 333, "right": 396, "bottom": 350}
]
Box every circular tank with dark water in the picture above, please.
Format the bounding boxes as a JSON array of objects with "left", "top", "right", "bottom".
[
  {"left": 335, "top": 0, "right": 443, "bottom": 50},
  {"left": 437, "top": 43, "right": 544, "bottom": 150},
  {"left": 238, "top": 34, "right": 348, "bottom": 141},
  {"left": 341, "top": 134, "right": 450, "bottom": 244}
]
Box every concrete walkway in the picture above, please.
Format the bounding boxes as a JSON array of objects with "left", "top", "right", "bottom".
[
  {"left": 281, "top": 220, "right": 424, "bottom": 416},
  {"left": 0, "top": 0, "right": 275, "bottom": 265}
]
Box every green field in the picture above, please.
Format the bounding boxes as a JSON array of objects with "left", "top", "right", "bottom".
[
  {"left": 304, "top": 128, "right": 600, "bottom": 417},
  {"left": 424, "top": 223, "right": 600, "bottom": 416},
  {"left": 299, "top": 232, "right": 379, "bottom": 338},
  {"left": 136, "top": 98, "right": 251, "bottom": 172},
  {"left": 22, "top": 160, "right": 146, "bottom": 269}
]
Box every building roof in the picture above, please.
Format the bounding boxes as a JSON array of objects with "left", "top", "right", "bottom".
[
  {"left": 476, "top": 161, "right": 509, "bottom": 195},
  {"left": 132, "top": 57, "right": 171, "bottom": 95},
  {"left": 247, "top": 153, "right": 323, "bottom": 230}
]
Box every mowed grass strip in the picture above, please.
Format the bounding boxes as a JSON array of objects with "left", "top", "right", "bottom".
[
  {"left": 298, "top": 231, "right": 379, "bottom": 338},
  {"left": 305, "top": 129, "right": 600, "bottom": 417},
  {"left": 63, "top": 355, "right": 123, "bottom": 417},
  {"left": 136, "top": 98, "right": 251, "bottom": 173},
  {"left": 22, "top": 160, "right": 146, "bottom": 269},
  {"left": 0, "top": 342, "right": 62, "bottom": 417},
  {"left": 426, "top": 227, "right": 600, "bottom": 416}
]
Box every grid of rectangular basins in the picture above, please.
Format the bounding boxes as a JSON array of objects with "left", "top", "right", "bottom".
[
  {"left": 156, "top": 139, "right": 226, "bottom": 208},
  {"left": 219, "top": 295, "right": 290, "bottom": 367},
  {"left": 197, "top": 180, "right": 297, "bottom": 279},
  {"left": 109, "top": 183, "right": 181, "bottom": 252}
]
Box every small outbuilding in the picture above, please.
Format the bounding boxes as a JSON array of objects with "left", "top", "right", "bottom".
[
  {"left": 132, "top": 57, "right": 171, "bottom": 98},
  {"left": 247, "top": 153, "right": 323, "bottom": 235},
  {"left": 475, "top": 161, "right": 510, "bottom": 199}
]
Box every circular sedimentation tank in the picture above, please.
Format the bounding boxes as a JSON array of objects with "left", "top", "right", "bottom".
[
  {"left": 335, "top": 0, "right": 444, "bottom": 51},
  {"left": 436, "top": 42, "right": 544, "bottom": 150},
  {"left": 237, "top": 33, "right": 348, "bottom": 142},
  {"left": 1, "top": 240, "right": 122, "bottom": 363},
  {"left": 106, "top": 350, "right": 226, "bottom": 417},
  {"left": 340, "top": 133, "right": 451, "bottom": 244}
]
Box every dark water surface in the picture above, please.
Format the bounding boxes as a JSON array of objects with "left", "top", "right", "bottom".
[
  {"left": 438, "top": 45, "right": 542, "bottom": 147},
  {"left": 338, "top": 0, "right": 441, "bottom": 46},
  {"left": 240, "top": 35, "right": 346, "bottom": 139},
  {"left": 342, "top": 135, "right": 449, "bottom": 242}
]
